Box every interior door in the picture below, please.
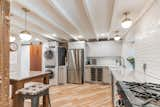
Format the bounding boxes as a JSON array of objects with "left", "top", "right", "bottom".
[{"left": 30, "top": 44, "right": 42, "bottom": 71}]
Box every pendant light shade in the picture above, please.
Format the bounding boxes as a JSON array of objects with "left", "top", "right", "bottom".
[
  {"left": 121, "top": 18, "right": 132, "bottom": 28},
  {"left": 19, "top": 30, "right": 32, "bottom": 41},
  {"left": 19, "top": 8, "right": 32, "bottom": 41},
  {"left": 121, "top": 12, "right": 132, "bottom": 29},
  {"left": 114, "top": 35, "right": 121, "bottom": 41}
]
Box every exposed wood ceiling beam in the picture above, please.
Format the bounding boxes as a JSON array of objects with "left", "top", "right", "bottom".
[
  {"left": 108, "top": 0, "right": 115, "bottom": 38},
  {"left": 81, "top": 0, "right": 114, "bottom": 40},
  {"left": 14, "top": 0, "right": 71, "bottom": 39},
  {"left": 47, "top": 0, "right": 80, "bottom": 34},
  {"left": 12, "top": 10, "right": 56, "bottom": 35},
  {"left": 82, "top": 0, "right": 97, "bottom": 40},
  {"left": 48, "top": 0, "right": 96, "bottom": 40},
  {"left": 47, "top": 0, "right": 88, "bottom": 40}
]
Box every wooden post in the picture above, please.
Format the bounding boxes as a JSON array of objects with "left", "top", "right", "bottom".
[
  {"left": 0, "top": 0, "right": 10, "bottom": 107},
  {"left": 43, "top": 75, "right": 49, "bottom": 107}
]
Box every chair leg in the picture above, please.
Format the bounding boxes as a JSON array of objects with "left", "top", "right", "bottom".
[
  {"left": 17, "top": 94, "right": 24, "bottom": 107},
  {"left": 43, "top": 89, "right": 51, "bottom": 107},
  {"left": 48, "top": 95, "right": 51, "bottom": 107},
  {"left": 47, "top": 89, "right": 51, "bottom": 107},
  {"left": 31, "top": 96, "right": 39, "bottom": 107}
]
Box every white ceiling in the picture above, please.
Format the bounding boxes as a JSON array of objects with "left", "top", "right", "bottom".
[{"left": 10, "top": 0, "right": 155, "bottom": 41}]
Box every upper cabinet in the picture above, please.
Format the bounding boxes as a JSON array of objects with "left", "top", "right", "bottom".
[{"left": 86, "top": 41, "right": 122, "bottom": 57}]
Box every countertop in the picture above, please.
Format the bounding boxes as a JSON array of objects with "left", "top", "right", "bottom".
[
  {"left": 109, "top": 66, "right": 145, "bottom": 83},
  {"left": 10, "top": 71, "right": 50, "bottom": 81},
  {"left": 85, "top": 65, "right": 109, "bottom": 67},
  {"left": 109, "top": 66, "right": 160, "bottom": 83},
  {"left": 85, "top": 65, "right": 143, "bottom": 82}
]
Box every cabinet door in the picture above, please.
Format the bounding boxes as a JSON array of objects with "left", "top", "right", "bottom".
[
  {"left": 91, "top": 68, "right": 96, "bottom": 81},
  {"left": 97, "top": 68, "right": 103, "bottom": 81}
]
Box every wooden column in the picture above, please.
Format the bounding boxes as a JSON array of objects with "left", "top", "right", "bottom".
[{"left": 0, "top": 0, "right": 10, "bottom": 107}]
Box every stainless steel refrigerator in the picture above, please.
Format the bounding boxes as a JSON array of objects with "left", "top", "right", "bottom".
[{"left": 67, "top": 49, "right": 84, "bottom": 84}]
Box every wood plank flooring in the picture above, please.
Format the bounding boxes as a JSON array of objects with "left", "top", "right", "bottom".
[{"left": 11, "top": 83, "right": 113, "bottom": 107}]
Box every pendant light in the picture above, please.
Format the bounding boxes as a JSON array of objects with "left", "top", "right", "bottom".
[
  {"left": 19, "top": 8, "right": 32, "bottom": 41},
  {"left": 114, "top": 31, "right": 121, "bottom": 41},
  {"left": 121, "top": 12, "right": 133, "bottom": 29},
  {"left": 114, "top": 35, "right": 121, "bottom": 41}
]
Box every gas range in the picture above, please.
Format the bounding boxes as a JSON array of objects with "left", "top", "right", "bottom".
[{"left": 116, "top": 81, "right": 160, "bottom": 107}]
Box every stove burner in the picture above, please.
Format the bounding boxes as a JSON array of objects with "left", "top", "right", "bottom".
[{"left": 123, "top": 81, "right": 160, "bottom": 106}]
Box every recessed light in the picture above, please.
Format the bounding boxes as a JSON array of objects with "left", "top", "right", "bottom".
[
  {"left": 97, "top": 33, "right": 109, "bottom": 38},
  {"left": 35, "top": 38, "right": 40, "bottom": 41},
  {"left": 77, "top": 35, "right": 83, "bottom": 39},
  {"left": 52, "top": 34, "right": 57, "bottom": 37},
  {"left": 70, "top": 34, "right": 79, "bottom": 40},
  {"left": 101, "top": 33, "right": 105, "bottom": 37}
]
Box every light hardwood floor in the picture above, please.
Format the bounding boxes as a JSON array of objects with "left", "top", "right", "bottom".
[{"left": 11, "top": 83, "right": 113, "bottom": 107}]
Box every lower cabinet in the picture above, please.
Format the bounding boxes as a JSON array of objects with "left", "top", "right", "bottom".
[
  {"left": 91, "top": 68, "right": 103, "bottom": 82},
  {"left": 58, "top": 66, "right": 67, "bottom": 84},
  {"left": 85, "top": 66, "right": 111, "bottom": 84}
]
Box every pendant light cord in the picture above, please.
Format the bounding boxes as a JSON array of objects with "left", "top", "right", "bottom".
[
  {"left": 25, "top": 10, "right": 27, "bottom": 31},
  {"left": 22, "top": 8, "right": 29, "bottom": 31},
  {"left": 123, "top": 12, "right": 130, "bottom": 19}
]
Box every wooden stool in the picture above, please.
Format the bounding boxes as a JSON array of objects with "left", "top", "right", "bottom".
[{"left": 16, "top": 83, "right": 52, "bottom": 107}]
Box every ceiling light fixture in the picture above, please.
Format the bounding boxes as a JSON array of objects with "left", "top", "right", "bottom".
[
  {"left": 10, "top": 36, "right": 16, "bottom": 42},
  {"left": 52, "top": 34, "right": 57, "bottom": 37},
  {"left": 70, "top": 34, "right": 78, "bottom": 40},
  {"left": 121, "top": 12, "right": 133, "bottom": 29},
  {"left": 77, "top": 35, "right": 83, "bottom": 39},
  {"left": 35, "top": 38, "right": 40, "bottom": 41},
  {"left": 101, "top": 33, "right": 105, "bottom": 37},
  {"left": 19, "top": 8, "right": 32, "bottom": 41},
  {"left": 114, "top": 35, "right": 121, "bottom": 41}
]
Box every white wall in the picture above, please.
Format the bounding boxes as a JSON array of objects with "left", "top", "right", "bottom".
[
  {"left": 10, "top": 38, "right": 48, "bottom": 73},
  {"left": 122, "top": 0, "right": 160, "bottom": 83},
  {"left": 10, "top": 39, "right": 21, "bottom": 72},
  {"left": 20, "top": 45, "right": 30, "bottom": 72},
  {"left": 121, "top": 39, "right": 135, "bottom": 70}
]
